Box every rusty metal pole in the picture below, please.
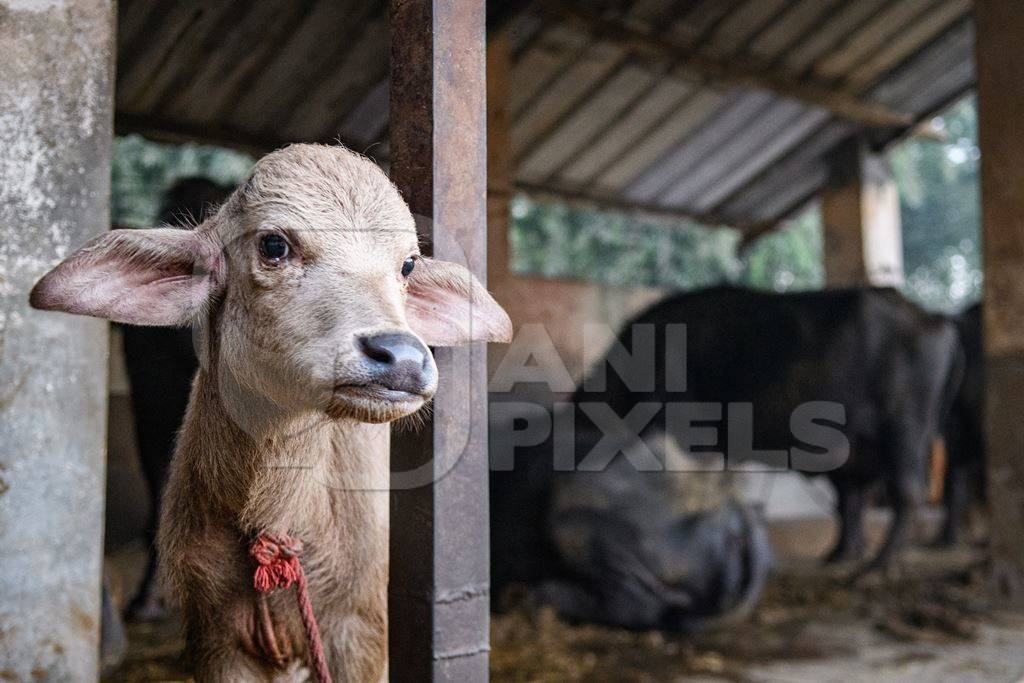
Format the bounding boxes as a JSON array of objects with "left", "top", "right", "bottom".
[
  {"left": 389, "top": 0, "right": 490, "bottom": 680},
  {"left": 0, "top": 0, "right": 114, "bottom": 678}
]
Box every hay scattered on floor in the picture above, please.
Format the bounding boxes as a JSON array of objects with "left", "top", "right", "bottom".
[{"left": 104, "top": 545, "right": 1007, "bottom": 682}]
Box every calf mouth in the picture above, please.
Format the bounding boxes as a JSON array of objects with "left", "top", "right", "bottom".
[{"left": 326, "top": 382, "right": 430, "bottom": 423}]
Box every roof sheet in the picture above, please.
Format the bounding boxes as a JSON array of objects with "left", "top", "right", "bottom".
[{"left": 115, "top": 0, "right": 976, "bottom": 231}]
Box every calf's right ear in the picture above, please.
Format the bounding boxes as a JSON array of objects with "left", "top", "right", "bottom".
[
  {"left": 29, "top": 228, "right": 223, "bottom": 326},
  {"left": 405, "top": 257, "right": 512, "bottom": 346}
]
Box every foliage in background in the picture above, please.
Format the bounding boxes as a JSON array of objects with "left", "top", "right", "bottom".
[
  {"left": 736, "top": 208, "right": 824, "bottom": 291},
  {"left": 893, "top": 96, "right": 981, "bottom": 312},
  {"left": 509, "top": 195, "right": 823, "bottom": 293},
  {"left": 509, "top": 198, "right": 740, "bottom": 289},
  {"left": 111, "top": 135, "right": 253, "bottom": 227}
]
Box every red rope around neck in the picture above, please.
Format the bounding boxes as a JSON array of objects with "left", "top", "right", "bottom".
[{"left": 250, "top": 533, "right": 333, "bottom": 683}]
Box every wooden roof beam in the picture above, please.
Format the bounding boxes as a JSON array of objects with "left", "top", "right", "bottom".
[{"left": 541, "top": 0, "right": 916, "bottom": 129}]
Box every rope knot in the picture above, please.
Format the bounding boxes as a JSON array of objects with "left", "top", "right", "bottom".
[
  {"left": 250, "top": 533, "right": 304, "bottom": 593},
  {"left": 248, "top": 531, "right": 332, "bottom": 682}
]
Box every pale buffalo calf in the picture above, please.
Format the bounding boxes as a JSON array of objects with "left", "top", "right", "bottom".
[{"left": 31, "top": 144, "right": 511, "bottom": 681}]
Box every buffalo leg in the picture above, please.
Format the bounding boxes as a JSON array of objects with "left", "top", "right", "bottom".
[
  {"left": 857, "top": 425, "right": 927, "bottom": 576},
  {"left": 937, "top": 458, "right": 968, "bottom": 546},
  {"left": 825, "top": 481, "right": 866, "bottom": 563}
]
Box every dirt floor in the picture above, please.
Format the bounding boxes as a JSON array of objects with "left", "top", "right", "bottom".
[
  {"left": 491, "top": 547, "right": 1024, "bottom": 682},
  {"left": 104, "top": 523, "right": 1024, "bottom": 683}
]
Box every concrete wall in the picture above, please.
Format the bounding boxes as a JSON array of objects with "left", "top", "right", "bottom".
[{"left": 0, "top": 0, "right": 114, "bottom": 678}]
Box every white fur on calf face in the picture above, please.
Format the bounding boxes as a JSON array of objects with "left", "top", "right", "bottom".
[
  {"left": 214, "top": 146, "right": 426, "bottom": 423},
  {"left": 30, "top": 144, "right": 512, "bottom": 426}
]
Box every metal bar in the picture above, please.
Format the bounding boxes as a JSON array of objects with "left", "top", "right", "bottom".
[{"left": 389, "top": 1, "right": 490, "bottom": 680}]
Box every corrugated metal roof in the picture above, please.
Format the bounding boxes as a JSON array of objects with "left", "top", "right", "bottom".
[{"left": 115, "top": 0, "right": 976, "bottom": 232}]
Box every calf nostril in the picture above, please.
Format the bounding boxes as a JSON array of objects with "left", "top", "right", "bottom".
[
  {"left": 359, "top": 336, "right": 396, "bottom": 365},
  {"left": 358, "top": 332, "right": 428, "bottom": 369},
  {"left": 356, "top": 332, "right": 433, "bottom": 393}
]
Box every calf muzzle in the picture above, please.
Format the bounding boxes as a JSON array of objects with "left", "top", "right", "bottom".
[{"left": 356, "top": 332, "right": 436, "bottom": 396}]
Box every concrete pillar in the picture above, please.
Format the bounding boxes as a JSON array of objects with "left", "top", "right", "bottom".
[
  {"left": 976, "top": 0, "right": 1024, "bottom": 603},
  {"left": 821, "top": 138, "right": 905, "bottom": 288},
  {"left": 0, "top": 1, "right": 113, "bottom": 679}
]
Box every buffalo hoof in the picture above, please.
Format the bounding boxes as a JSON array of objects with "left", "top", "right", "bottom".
[{"left": 823, "top": 543, "right": 864, "bottom": 564}]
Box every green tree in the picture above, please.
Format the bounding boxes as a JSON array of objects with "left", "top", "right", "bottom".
[
  {"left": 893, "top": 96, "right": 981, "bottom": 312},
  {"left": 111, "top": 135, "right": 254, "bottom": 227}
]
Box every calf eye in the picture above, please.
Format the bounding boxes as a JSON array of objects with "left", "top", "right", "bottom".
[
  {"left": 258, "top": 234, "right": 290, "bottom": 263},
  {"left": 401, "top": 257, "right": 415, "bottom": 278}
]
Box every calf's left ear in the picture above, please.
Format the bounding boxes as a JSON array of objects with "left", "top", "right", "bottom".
[
  {"left": 405, "top": 257, "right": 512, "bottom": 347},
  {"left": 29, "top": 228, "right": 222, "bottom": 326}
]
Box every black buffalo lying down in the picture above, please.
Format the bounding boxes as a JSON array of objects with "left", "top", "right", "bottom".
[
  {"left": 498, "top": 422, "right": 774, "bottom": 632},
  {"left": 492, "top": 286, "right": 961, "bottom": 628}
]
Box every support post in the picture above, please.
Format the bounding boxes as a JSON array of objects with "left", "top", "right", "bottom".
[
  {"left": 0, "top": 0, "right": 114, "bottom": 678},
  {"left": 389, "top": 1, "right": 490, "bottom": 680},
  {"left": 821, "top": 138, "right": 905, "bottom": 288},
  {"left": 486, "top": 28, "right": 513, "bottom": 347},
  {"left": 976, "top": 0, "right": 1024, "bottom": 603}
]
